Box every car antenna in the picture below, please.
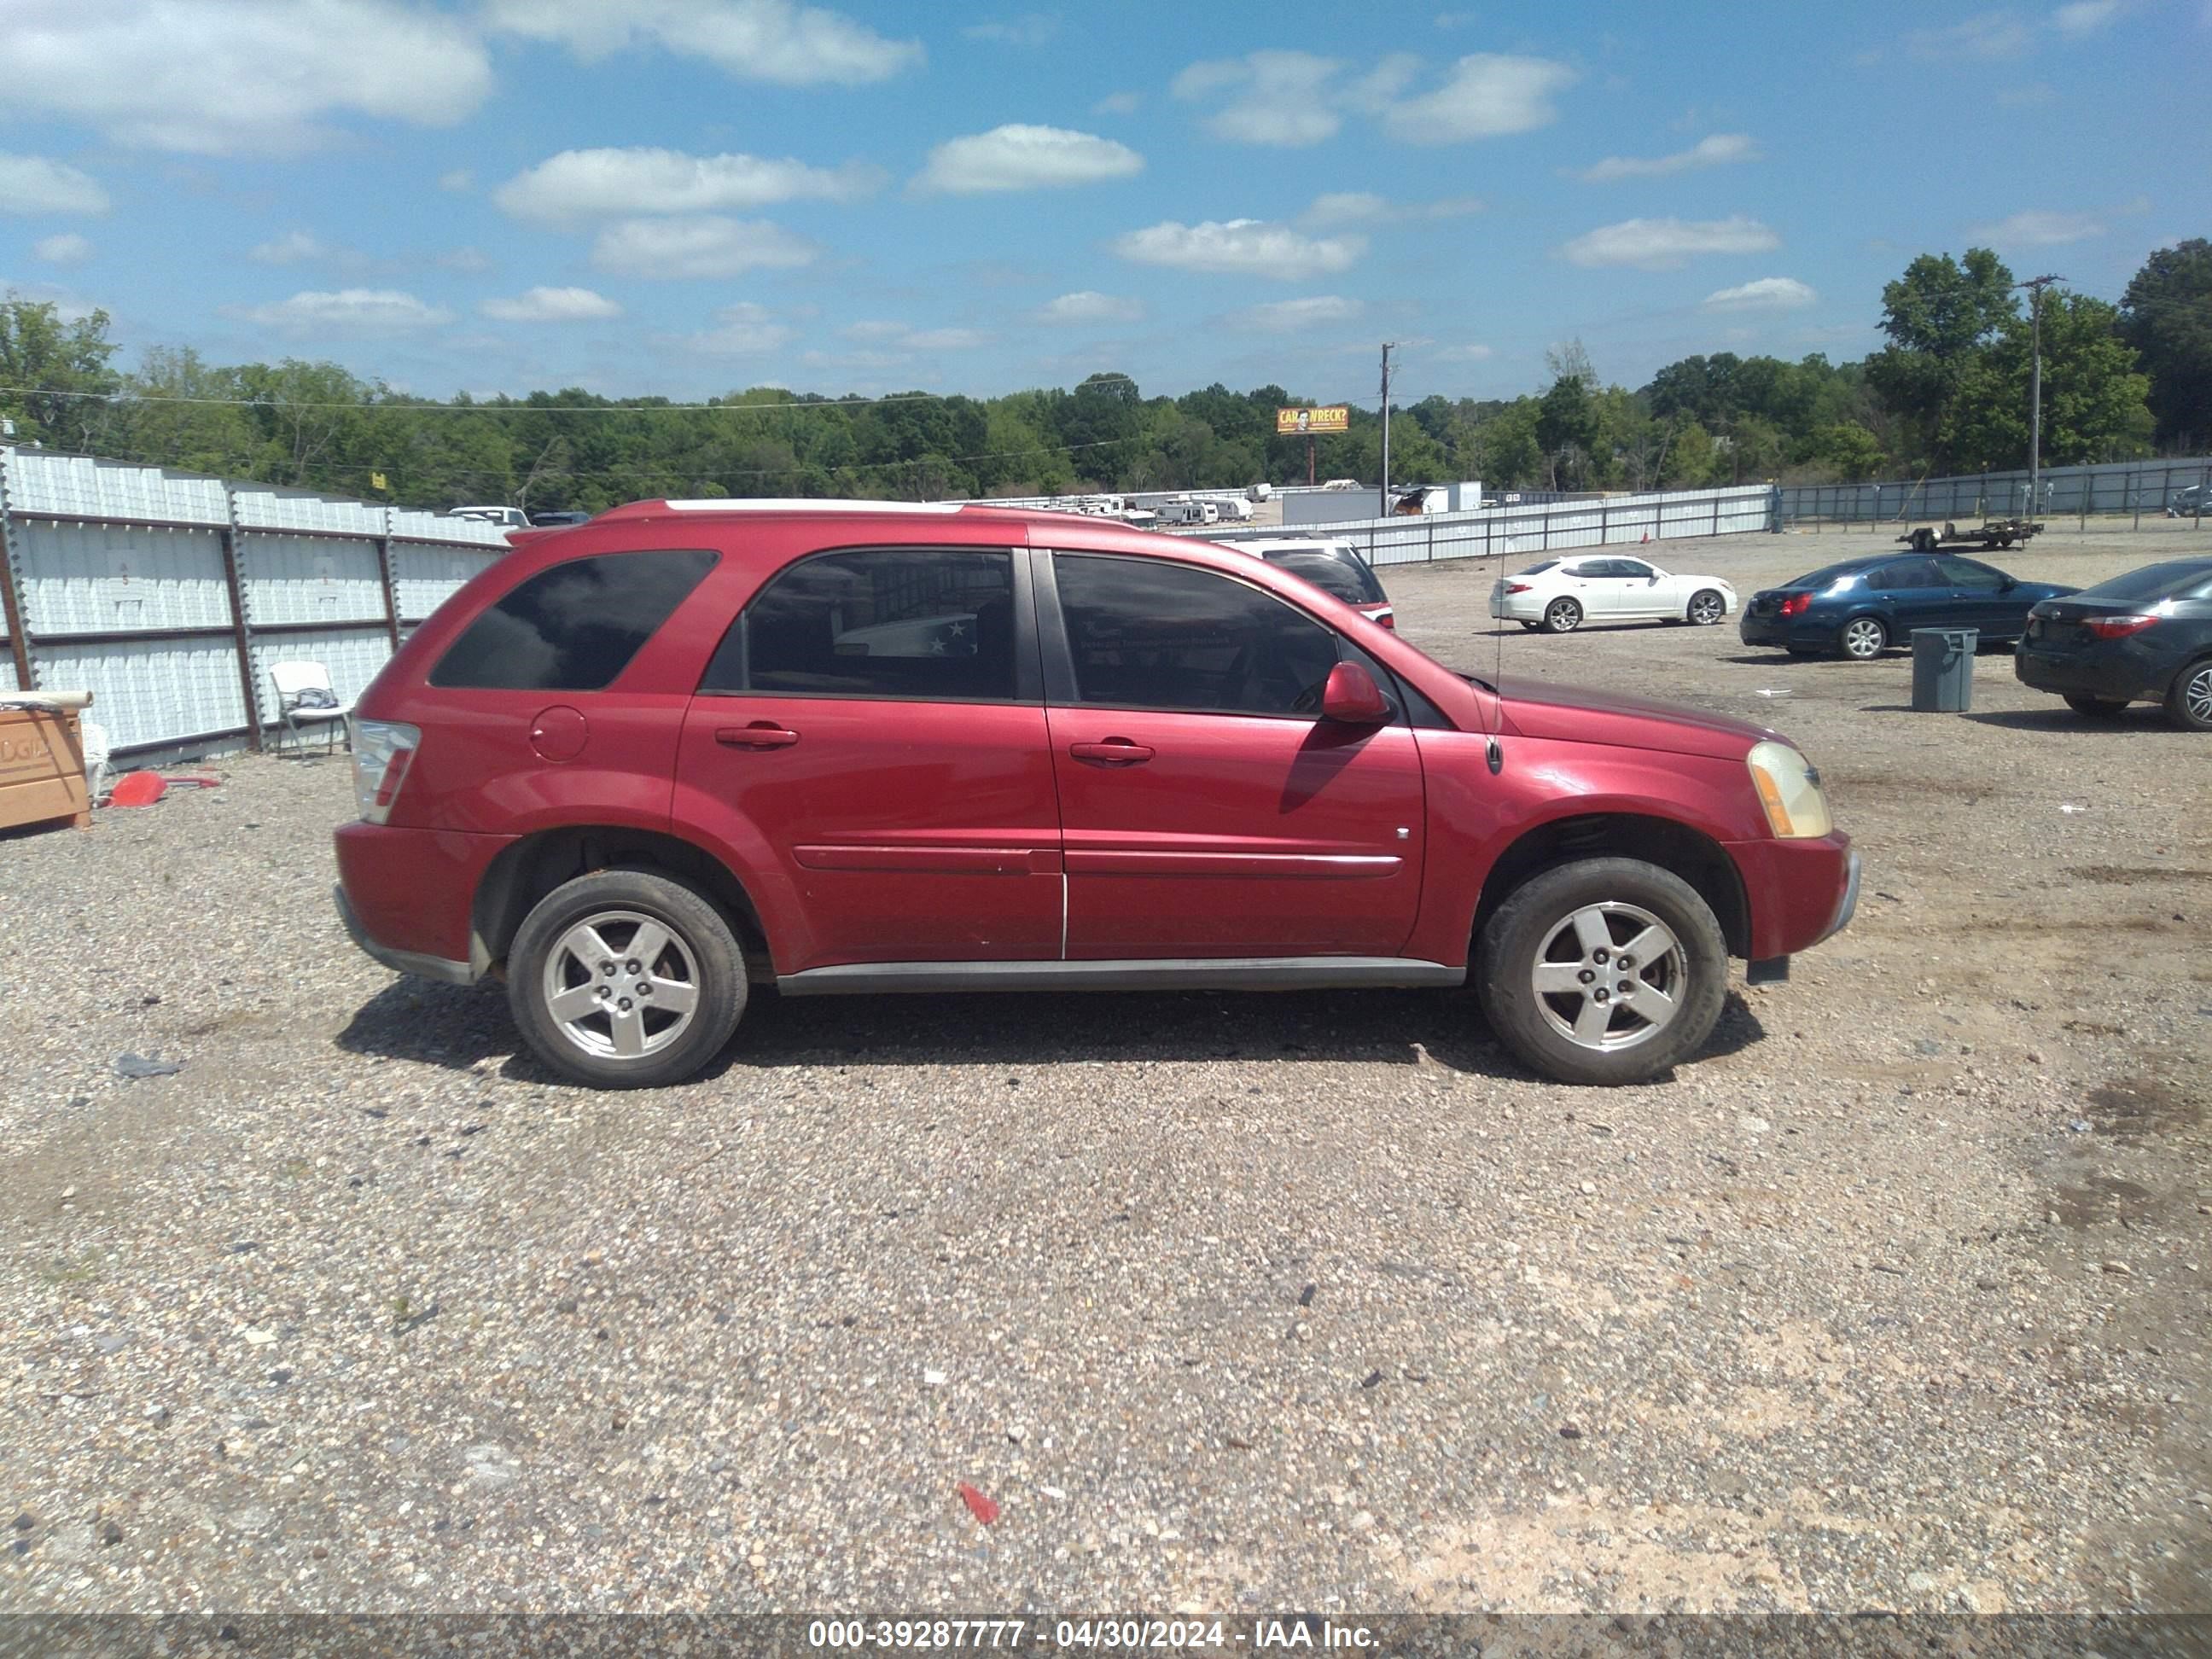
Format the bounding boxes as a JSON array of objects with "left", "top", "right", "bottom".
[{"left": 1487, "top": 536, "right": 1506, "bottom": 774}]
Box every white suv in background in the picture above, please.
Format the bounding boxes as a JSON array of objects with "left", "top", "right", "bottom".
[
  {"left": 1489, "top": 554, "right": 1736, "bottom": 634},
  {"left": 1223, "top": 538, "right": 1395, "bottom": 630}
]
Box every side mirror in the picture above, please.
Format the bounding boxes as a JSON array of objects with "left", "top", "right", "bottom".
[{"left": 1318, "top": 661, "right": 1391, "bottom": 725}]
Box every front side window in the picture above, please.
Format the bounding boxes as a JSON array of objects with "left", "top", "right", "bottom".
[
  {"left": 1053, "top": 554, "right": 1342, "bottom": 718},
  {"left": 431, "top": 549, "right": 717, "bottom": 690},
  {"left": 703, "top": 547, "right": 1017, "bottom": 701},
  {"left": 1871, "top": 558, "right": 1941, "bottom": 591}
]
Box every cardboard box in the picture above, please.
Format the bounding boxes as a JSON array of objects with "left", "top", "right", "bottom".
[{"left": 0, "top": 705, "right": 91, "bottom": 832}]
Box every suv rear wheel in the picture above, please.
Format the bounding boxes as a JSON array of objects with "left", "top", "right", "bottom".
[
  {"left": 508, "top": 870, "right": 747, "bottom": 1088},
  {"left": 1475, "top": 858, "right": 1729, "bottom": 1086}
]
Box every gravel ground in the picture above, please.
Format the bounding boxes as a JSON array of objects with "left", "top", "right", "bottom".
[{"left": 1, "top": 523, "right": 2206, "bottom": 1617}]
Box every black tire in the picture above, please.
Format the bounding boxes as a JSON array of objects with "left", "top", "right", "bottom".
[
  {"left": 1784, "top": 646, "right": 1822, "bottom": 658},
  {"left": 1518, "top": 620, "right": 1542, "bottom": 632},
  {"left": 2166, "top": 657, "right": 2212, "bottom": 731},
  {"left": 1474, "top": 857, "right": 1730, "bottom": 1086},
  {"left": 1685, "top": 589, "right": 1726, "bottom": 626},
  {"left": 1910, "top": 528, "right": 1936, "bottom": 552},
  {"left": 1543, "top": 597, "right": 1583, "bottom": 634},
  {"left": 507, "top": 869, "right": 748, "bottom": 1089},
  {"left": 2063, "top": 693, "right": 2128, "bottom": 719}
]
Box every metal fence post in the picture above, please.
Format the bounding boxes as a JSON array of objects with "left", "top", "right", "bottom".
[
  {"left": 220, "top": 485, "right": 265, "bottom": 751},
  {"left": 1543, "top": 508, "right": 1552, "bottom": 553},
  {"left": 1427, "top": 515, "right": 1435, "bottom": 562},
  {"left": 375, "top": 505, "right": 401, "bottom": 648},
  {"left": 1601, "top": 503, "right": 1610, "bottom": 546},
  {"left": 0, "top": 445, "right": 36, "bottom": 691}
]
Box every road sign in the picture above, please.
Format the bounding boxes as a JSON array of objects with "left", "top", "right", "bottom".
[{"left": 1276, "top": 405, "right": 1348, "bottom": 435}]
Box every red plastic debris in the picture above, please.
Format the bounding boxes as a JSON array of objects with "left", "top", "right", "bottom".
[
  {"left": 957, "top": 1482, "right": 999, "bottom": 1525},
  {"left": 106, "top": 771, "right": 168, "bottom": 808}
]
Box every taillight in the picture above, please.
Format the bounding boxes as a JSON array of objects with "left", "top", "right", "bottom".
[
  {"left": 1505, "top": 582, "right": 1534, "bottom": 594},
  {"left": 2082, "top": 614, "right": 2157, "bottom": 639},
  {"left": 1377, "top": 612, "right": 1395, "bottom": 630},
  {"left": 351, "top": 718, "right": 421, "bottom": 824},
  {"left": 1779, "top": 592, "right": 1813, "bottom": 617}
]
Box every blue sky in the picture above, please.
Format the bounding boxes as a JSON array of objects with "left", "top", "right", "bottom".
[{"left": 0, "top": 0, "right": 2201, "bottom": 410}]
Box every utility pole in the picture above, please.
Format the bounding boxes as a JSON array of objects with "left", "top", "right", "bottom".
[
  {"left": 1378, "top": 342, "right": 1395, "bottom": 519},
  {"left": 2017, "top": 275, "right": 2064, "bottom": 522}
]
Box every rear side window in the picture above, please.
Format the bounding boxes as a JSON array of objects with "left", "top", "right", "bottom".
[
  {"left": 1263, "top": 550, "right": 1385, "bottom": 606},
  {"left": 1869, "top": 558, "right": 1942, "bottom": 591},
  {"left": 703, "top": 548, "right": 1018, "bottom": 701},
  {"left": 430, "top": 550, "right": 716, "bottom": 690}
]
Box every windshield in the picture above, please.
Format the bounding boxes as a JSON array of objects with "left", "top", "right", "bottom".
[
  {"left": 2069, "top": 561, "right": 2212, "bottom": 602},
  {"left": 1265, "top": 549, "right": 1385, "bottom": 605}
]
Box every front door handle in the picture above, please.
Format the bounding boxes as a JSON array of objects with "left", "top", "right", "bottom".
[
  {"left": 717, "top": 723, "right": 800, "bottom": 749},
  {"left": 1069, "top": 738, "right": 1155, "bottom": 765}
]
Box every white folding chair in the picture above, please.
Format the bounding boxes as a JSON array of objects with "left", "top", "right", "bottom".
[
  {"left": 266, "top": 661, "right": 353, "bottom": 755},
  {"left": 79, "top": 718, "right": 112, "bottom": 805}
]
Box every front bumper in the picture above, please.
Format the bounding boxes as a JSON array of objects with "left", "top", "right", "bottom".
[{"left": 1726, "top": 832, "right": 1858, "bottom": 961}]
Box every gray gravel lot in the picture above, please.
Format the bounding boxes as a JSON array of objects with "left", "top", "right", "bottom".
[{"left": 1, "top": 525, "right": 2206, "bottom": 1616}]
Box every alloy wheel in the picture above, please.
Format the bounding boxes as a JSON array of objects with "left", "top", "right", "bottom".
[
  {"left": 1688, "top": 591, "right": 1724, "bottom": 626},
  {"left": 538, "top": 909, "right": 702, "bottom": 1061},
  {"left": 1842, "top": 618, "right": 1886, "bottom": 659},
  {"left": 1528, "top": 902, "right": 1686, "bottom": 1053}
]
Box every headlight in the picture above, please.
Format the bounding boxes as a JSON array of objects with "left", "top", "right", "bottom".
[{"left": 1746, "top": 740, "right": 1831, "bottom": 839}]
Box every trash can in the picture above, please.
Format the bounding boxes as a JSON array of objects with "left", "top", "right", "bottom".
[{"left": 1910, "top": 627, "right": 1977, "bottom": 712}]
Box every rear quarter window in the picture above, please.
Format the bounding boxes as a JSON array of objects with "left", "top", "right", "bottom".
[{"left": 430, "top": 549, "right": 718, "bottom": 690}]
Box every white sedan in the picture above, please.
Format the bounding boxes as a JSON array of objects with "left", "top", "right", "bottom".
[{"left": 1488, "top": 554, "right": 1737, "bottom": 633}]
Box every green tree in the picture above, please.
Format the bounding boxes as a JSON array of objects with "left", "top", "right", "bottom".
[
  {"left": 2119, "top": 239, "right": 2212, "bottom": 451},
  {"left": 1814, "top": 422, "right": 1887, "bottom": 481},
  {"left": 1945, "top": 294, "right": 2154, "bottom": 469},
  {"left": 1865, "top": 247, "right": 2017, "bottom": 472},
  {"left": 0, "top": 295, "right": 121, "bottom": 452}
]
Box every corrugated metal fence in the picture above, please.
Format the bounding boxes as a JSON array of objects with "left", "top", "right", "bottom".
[
  {"left": 1194, "top": 484, "right": 1779, "bottom": 566},
  {"left": 1778, "top": 456, "right": 2212, "bottom": 526},
  {"left": 0, "top": 447, "right": 511, "bottom": 756}
]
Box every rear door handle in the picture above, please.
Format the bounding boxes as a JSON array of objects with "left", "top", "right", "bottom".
[
  {"left": 716, "top": 724, "right": 800, "bottom": 749},
  {"left": 1069, "top": 739, "right": 1155, "bottom": 765}
]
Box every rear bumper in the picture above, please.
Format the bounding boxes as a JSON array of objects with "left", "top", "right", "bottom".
[
  {"left": 333, "top": 820, "right": 515, "bottom": 983},
  {"left": 2014, "top": 640, "right": 2163, "bottom": 702},
  {"left": 335, "top": 883, "right": 475, "bottom": 985},
  {"left": 1738, "top": 612, "right": 1825, "bottom": 650}
]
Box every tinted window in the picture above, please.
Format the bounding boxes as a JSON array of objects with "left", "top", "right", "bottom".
[
  {"left": 1054, "top": 554, "right": 1341, "bottom": 717},
  {"left": 431, "top": 549, "right": 716, "bottom": 690},
  {"left": 1516, "top": 560, "right": 1559, "bottom": 576},
  {"left": 1936, "top": 557, "right": 2007, "bottom": 591},
  {"left": 2072, "top": 561, "right": 2212, "bottom": 603},
  {"left": 1613, "top": 559, "right": 1656, "bottom": 579},
  {"left": 1786, "top": 562, "right": 1867, "bottom": 590},
  {"left": 1263, "top": 549, "right": 1385, "bottom": 606},
  {"left": 705, "top": 548, "right": 1016, "bottom": 701}
]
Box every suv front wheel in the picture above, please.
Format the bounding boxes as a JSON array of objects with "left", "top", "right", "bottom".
[
  {"left": 1475, "top": 858, "right": 1729, "bottom": 1086},
  {"left": 508, "top": 870, "right": 748, "bottom": 1088}
]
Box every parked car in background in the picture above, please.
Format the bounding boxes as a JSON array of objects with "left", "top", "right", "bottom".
[
  {"left": 334, "top": 498, "right": 1856, "bottom": 1091},
  {"left": 2168, "top": 484, "right": 2206, "bottom": 518},
  {"left": 1739, "top": 553, "right": 2075, "bottom": 660},
  {"left": 1490, "top": 556, "right": 1736, "bottom": 634},
  {"left": 1225, "top": 537, "right": 1395, "bottom": 628},
  {"left": 1320, "top": 477, "right": 1359, "bottom": 491},
  {"left": 2014, "top": 557, "right": 2212, "bottom": 730},
  {"left": 444, "top": 504, "right": 529, "bottom": 528}
]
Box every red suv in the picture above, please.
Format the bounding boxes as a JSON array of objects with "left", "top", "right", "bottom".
[{"left": 335, "top": 500, "right": 1858, "bottom": 1089}]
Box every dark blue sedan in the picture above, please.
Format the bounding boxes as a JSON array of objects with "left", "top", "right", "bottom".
[{"left": 1739, "top": 553, "right": 2077, "bottom": 660}]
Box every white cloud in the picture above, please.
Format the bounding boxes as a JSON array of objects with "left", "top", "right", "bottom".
[
  {"left": 1702, "top": 276, "right": 1818, "bottom": 311},
  {"left": 33, "top": 233, "right": 94, "bottom": 265},
  {"left": 685, "top": 300, "right": 794, "bottom": 355},
  {"left": 1299, "top": 190, "right": 1483, "bottom": 227},
  {"left": 248, "top": 230, "right": 332, "bottom": 265},
  {"left": 1228, "top": 295, "right": 1365, "bottom": 332},
  {"left": 1435, "top": 343, "right": 1494, "bottom": 361},
  {"left": 1561, "top": 215, "right": 1779, "bottom": 269},
  {"left": 2052, "top": 1, "right": 2120, "bottom": 33},
  {"left": 495, "top": 146, "right": 882, "bottom": 223},
  {"left": 963, "top": 15, "right": 1057, "bottom": 45},
  {"left": 1968, "top": 208, "right": 2106, "bottom": 245},
  {"left": 911, "top": 125, "right": 1143, "bottom": 194},
  {"left": 1906, "top": 11, "right": 2034, "bottom": 59},
  {"left": 1112, "top": 218, "right": 1366, "bottom": 277},
  {"left": 1173, "top": 50, "right": 1343, "bottom": 146},
  {"left": 5, "top": 3, "right": 492, "bottom": 154},
  {"left": 903, "top": 327, "right": 989, "bottom": 351},
  {"left": 481, "top": 286, "right": 624, "bottom": 323},
  {"left": 1381, "top": 53, "right": 1578, "bottom": 143},
  {"left": 0, "top": 154, "right": 111, "bottom": 215},
  {"left": 590, "top": 216, "right": 817, "bottom": 277},
  {"left": 439, "top": 168, "right": 474, "bottom": 193},
  {"left": 1576, "top": 133, "right": 1761, "bottom": 182},
  {"left": 844, "top": 320, "right": 908, "bottom": 342},
  {"left": 1033, "top": 291, "right": 1144, "bottom": 324},
  {"left": 485, "top": 0, "right": 922, "bottom": 85},
  {"left": 1092, "top": 90, "right": 1142, "bottom": 116},
  {"left": 224, "top": 288, "right": 454, "bottom": 336}
]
